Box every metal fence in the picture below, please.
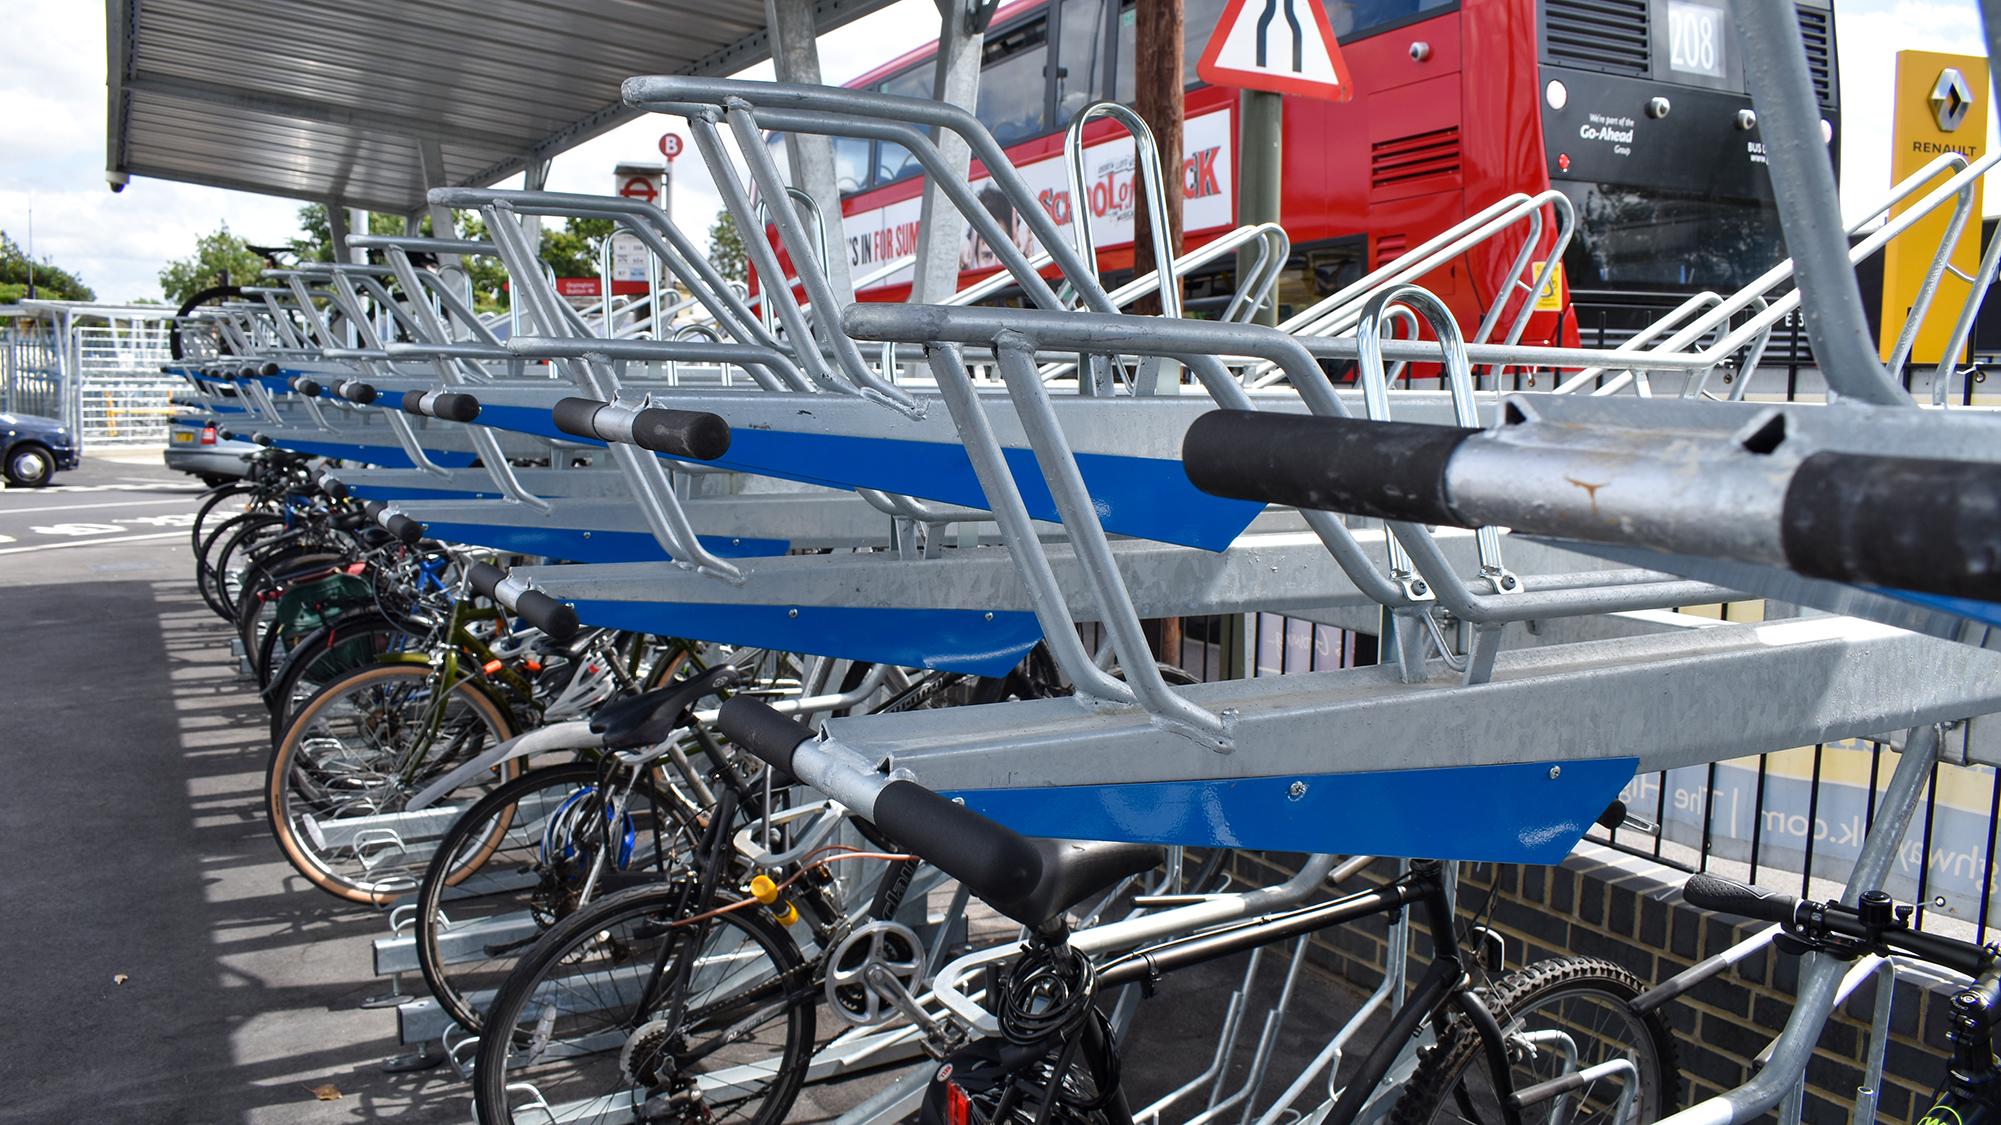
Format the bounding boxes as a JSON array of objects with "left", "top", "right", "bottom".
[{"left": 1, "top": 304, "right": 179, "bottom": 445}]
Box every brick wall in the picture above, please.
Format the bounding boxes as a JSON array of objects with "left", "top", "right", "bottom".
[{"left": 1217, "top": 847, "right": 1964, "bottom": 1125}]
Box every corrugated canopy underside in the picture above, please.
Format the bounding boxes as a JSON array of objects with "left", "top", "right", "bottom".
[{"left": 106, "top": 0, "right": 898, "bottom": 213}]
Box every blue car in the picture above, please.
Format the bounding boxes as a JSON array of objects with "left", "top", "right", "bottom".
[{"left": 2, "top": 412, "right": 80, "bottom": 488}]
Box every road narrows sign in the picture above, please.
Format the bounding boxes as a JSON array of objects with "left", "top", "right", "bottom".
[{"left": 1196, "top": 0, "right": 1354, "bottom": 102}]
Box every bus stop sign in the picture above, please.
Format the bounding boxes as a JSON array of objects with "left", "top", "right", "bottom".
[{"left": 1197, "top": 0, "right": 1353, "bottom": 101}]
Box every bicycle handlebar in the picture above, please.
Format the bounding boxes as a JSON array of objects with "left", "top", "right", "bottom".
[
  {"left": 1683, "top": 873, "right": 1803, "bottom": 926},
  {"left": 551, "top": 397, "right": 733, "bottom": 461},
  {"left": 466, "top": 560, "right": 582, "bottom": 641},
  {"left": 716, "top": 697, "right": 1044, "bottom": 905}
]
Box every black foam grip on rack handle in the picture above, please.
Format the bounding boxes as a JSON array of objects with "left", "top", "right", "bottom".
[
  {"left": 362, "top": 500, "right": 386, "bottom": 520},
  {"left": 292, "top": 376, "right": 322, "bottom": 397},
  {"left": 322, "top": 477, "right": 349, "bottom": 500},
  {"left": 512, "top": 588, "right": 580, "bottom": 642},
  {"left": 466, "top": 561, "right": 506, "bottom": 600},
  {"left": 1683, "top": 874, "right": 1801, "bottom": 925},
  {"left": 629, "top": 408, "right": 731, "bottom": 461},
  {"left": 256, "top": 361, "right": 280, "bottom": 378},
  {"left": 338, "top": 381, "right": 378, "bottom": 405},
  {"left": 431, "top": 393, "right": 481, "bottom": 423},
  {"left": 1781, "top": 451, "right": 2001, "bottom": 602},
  {"left": 1182, "top": 409, "right": 1477, "bottom": 526},
  {"left": 551, "top": 397, "right": 606, "bottom": 443},
  {"left": 400, "top": 390, "right": 428, "bottom": 415},
  {"left": 871, "top": 781, "right": 1044, "bottom": 907},
  {"left": 716, "top": 697, "right": 817, "bottom": 776},
  {"left": 383, "top": 513, "right": 425, "bottom": 546}
]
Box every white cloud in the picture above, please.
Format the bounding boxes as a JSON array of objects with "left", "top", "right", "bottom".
[{"left": 1835, "top": 0, "right": 1996, "bottom": 223}]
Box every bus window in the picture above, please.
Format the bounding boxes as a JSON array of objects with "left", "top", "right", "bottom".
[
  {"left": 1114, "top": 3, "right": 1132, "bottom": 103},
  {"left": 1182, "top": 0, "right": 1228, "bottom": 84},
  {"left": 978, "top": 17, "right": 1050, "bottom": 146},
  {"left": 1055, "top": 0, "right": 1110, "bottom": 126},
  {"left": 833, "top": 136, "right": 872, "bottom": 194},
  {"left": 1556, "top": 182, "right": 1784, "bottom": 292},
  {"left": 1323, "top": 0, "right": 1454, "bottom": 41},
  {"left": 875, "top": 66, "right": 932, "bottom": 185}
]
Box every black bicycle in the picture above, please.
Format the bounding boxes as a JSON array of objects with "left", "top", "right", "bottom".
[{"left": 715, "top": 699, "right": 1681, "bottom": 1125}]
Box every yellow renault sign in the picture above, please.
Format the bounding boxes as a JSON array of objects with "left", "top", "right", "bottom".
[{"left": 1879, "top": 50, "right": 1988, "bottom": 367}]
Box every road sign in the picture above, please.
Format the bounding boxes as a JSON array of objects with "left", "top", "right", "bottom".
[
  {"left": 659, "top": 134, "right": 683, "bottom": 159},
  {"left": 1196, "top": 0, "right": 1353, "bottom": 102}
]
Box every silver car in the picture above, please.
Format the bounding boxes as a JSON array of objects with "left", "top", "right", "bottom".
[{"left": 164, "top": 412, "right": 261, "bottom": 485}]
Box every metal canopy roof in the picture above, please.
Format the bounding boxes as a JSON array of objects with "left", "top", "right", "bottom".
[{"left": 105, "top": 0, "right": 899, "bottom": 215}]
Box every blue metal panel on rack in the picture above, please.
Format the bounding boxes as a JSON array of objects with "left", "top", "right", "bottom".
[
  {"left": 559, "top": 600, "right": 1043, "bottom": 676},
  {"left": 947, "top": 758, "right": 1639, "bottom": 862},
  {"left": 417, "top": 521, "right": 788, "bottom": 564}
]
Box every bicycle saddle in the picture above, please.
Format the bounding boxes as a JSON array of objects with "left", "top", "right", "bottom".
[
  {"left": 990, "top": 838, "right": 1165, "bottom": 928},
  {"left": 590, "top": 666, "right": 743, "bottom": 750}
]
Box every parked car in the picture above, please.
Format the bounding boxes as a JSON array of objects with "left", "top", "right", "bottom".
[
  {"left": 164, "top": 413, "right": 260, "bottom": 486},
  {"left": 2, "top": 412, "right": 81, "bottom": 488}
]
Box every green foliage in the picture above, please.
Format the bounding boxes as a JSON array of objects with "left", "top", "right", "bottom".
[
  {"left": 0, "top": 230, "right": 95, "bottom": 303},
  {"left": 539, "top": 217, "right": 617, "bottom": 279},
  {"left": 158, "top": 224, "right": 269, "bottom": 306},
  {"left": 706, "top": 212, "right": 748, "bottom": 285},
  {"left": 290, "top": 204, "right": 414, "bottom": 263},
  {"left": 453, "top": 212, "right": 512, "bottom": 312}
]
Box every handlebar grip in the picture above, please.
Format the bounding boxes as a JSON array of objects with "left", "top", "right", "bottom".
[
  {"left": 513, "top": 589, "right": 580, "bottom": 642},
  {"left": 629, "top": 407, "right": 731, "bottom": 461},
  {"left": 1182, "top": 409, "right": 1477, "bottom": 525},
  {"left": 400, "top": 390, "right": 428, "bottom": 415},
  {"left": 871, "top": 782, "right": 1043, "bottom": 906},
  {"left": 253, "top": 433, "right": 274, "bottom": 447},
  {"left": 1782, "top": 451, "right": 2001, "bottom": 602},
  {"left": 322, "top": 478, "right": 349, "bottom": 500},
  {"left": 716, "top": 697, "right": 816, "bottom": 775},
  {"left": 466, "top": 561, "right": 505, "bottom": 600},
  {"left": 1683, "top": 873, "right": 1802, "bottom": 925},
  {"left": 384, "top": 513, "right": 425, "bottom": 546},
  {"left": 431, "top": 393, "right": 481, "bottom": 423},
  {"left": 256, "top": 361, "right": 280, "bottom": 378},
  {"left": 336, "top": 380, "right": 378, "bottom": 405},
  {"left": 291, "top": 376, "right": 322, "bottom": 396},
  {"left": 551, "top": 397, "right": 606, "bottom": 443}
]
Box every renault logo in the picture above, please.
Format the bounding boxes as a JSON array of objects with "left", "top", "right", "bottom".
[{"left": 1932, "top": 67, "right": 1974, "bottom": 132}]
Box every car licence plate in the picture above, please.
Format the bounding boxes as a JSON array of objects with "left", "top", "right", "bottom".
[{"left": 172, "top": 432, "right": 193, "bottom": 443}]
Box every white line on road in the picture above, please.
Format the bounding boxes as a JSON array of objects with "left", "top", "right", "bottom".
[
  {"left": 0, "top": 498, "right": 203, "bottom": 515},
  {"left": 0, "top": 532, "right": 184, "bottom": 556}
]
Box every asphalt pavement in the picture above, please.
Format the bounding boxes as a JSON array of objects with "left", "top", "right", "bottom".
[{"left": 0, "top": 450, "right": 1370, "bottom": 1124}]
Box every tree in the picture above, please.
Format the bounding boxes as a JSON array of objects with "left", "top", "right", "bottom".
[
  {"left": 290, "top": 204, "right": 414, "bottom": 263},
  {"left": 0, "top": 231, "right": 95, "bottom": 303},
  {"left": 453, "top": 211, "right": 512, "bottom": 312},
  {"left": 539, "top": 217, "right": 616, "bottom": 279},
  {"left": 159, "top": 224, "right": 269, "bottom": 306},
  {"left": 707, "top": 211, "right": 747, "bottom": 285}
]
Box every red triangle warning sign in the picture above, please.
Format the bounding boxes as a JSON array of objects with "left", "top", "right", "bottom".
[{"left": 1196, "top": 0, "right": 1354, "bottom": 102}]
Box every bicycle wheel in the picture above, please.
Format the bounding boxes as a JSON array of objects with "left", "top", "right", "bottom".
[
  {"left": 415, "top": 761, "right": 703, "bottom": 1033},
  {"left": 1389, "top": 958, "right": 1680, "bottom": 1125},
  {"left": 266, "top": 662, "right": 521, "bottom": 904},
  {"left": 198, "top": 511, "right": 283, "bottom": 620},
  {"left": 472, "top": 883, "right": 815, "bottom": 1125},
  {"left": 264, "top": 612, "right": 423, "bottom": 744}
]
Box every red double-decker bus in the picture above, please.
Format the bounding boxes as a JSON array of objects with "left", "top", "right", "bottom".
[{"left": 792, "top": 0, "right": 1838, "bottom": 351}]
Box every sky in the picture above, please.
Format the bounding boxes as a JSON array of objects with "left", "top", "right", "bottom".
[{"left": 0, "top": 0, "right": 1994, "bottom": 304}]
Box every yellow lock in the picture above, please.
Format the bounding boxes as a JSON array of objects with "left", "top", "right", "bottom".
[{"left": 748, "top": 874, "right": 800, "bottom": 926}]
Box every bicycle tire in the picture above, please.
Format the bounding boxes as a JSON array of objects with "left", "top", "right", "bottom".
[
  {"left": 471, "top": 882, "right": 816, "bottom": 1125},
  {"left": 198, "top": 511, "right": 283, "bottom": 620},
  {"left": 264, "top": 611, "right": 422, "bottom": 744},
  {"left": 414, "top": 761, "right": 702, "bottom": 1033},
  {"left": 266, "top": 662, "right": 521, "bottom": 904},
  {"left": 1388, "top": 957, "right": 1680, "bottom": 1125},
  {"left": 190, "top": 481, "right": 260, "bottom": 559}
]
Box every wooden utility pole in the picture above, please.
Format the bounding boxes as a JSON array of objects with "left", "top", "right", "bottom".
[{"left": 1131, "top": 0, "right": 1185, "bottom": 315}]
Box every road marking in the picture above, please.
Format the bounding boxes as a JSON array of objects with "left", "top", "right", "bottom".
[
  {"left": 0, "top": 498, "right": 203, "bottom": 515},
  {"left": 30, "top": 523, "right": 129, "bottom": 536},
  {"left": 0, "top": 531, "right": 184, "bottom": 555}
]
